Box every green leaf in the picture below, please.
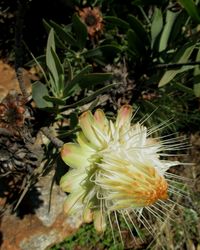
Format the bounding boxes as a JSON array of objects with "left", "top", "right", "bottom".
[
  {"left": 65, "top": 59, "right": 73, "bottom": 81},
  {"left": 104, "top": 16, "right": 130, "bottom": 30},
  {"left": 194, "top": 83, "right": 200, "bottom": 97},
  {"left": 46, "top": 29, "right": 65, "bottom": 97},
  {"left": 64, "top": 83, "right": 117, "bottom": 108},
  {"left": 78, "top": 73, "right": 113, "bottom": 89},
  {"left": 72, "top": 14, "right": 87, "bottom": 49},
  {"left": 128, "top": 14, "right": 150, "bottom": 45},
  {"left": 159, "top": 10, "right": 179, "bottom": 52},
  {"left": 169, "top": 11, "right": 187, "bottom": 45},
  {"left": 179, "top": 0, "right": 200, "bottom": 23},
  {"left": 127, "top": 29, "right": 145, "bottom": 56},
  {"left": 194, "top": 48, "right": 200, "bottom": 76},
  {"left": 44, "top": 96, "right": 66, "bottom": 105},
  {"left": 64, "top": 65, "right": 93, "bottom": 95},
  {"left": 159, "top": 44, "right": 196, "bottom": 87},
  {"left": 50, "top": 47, "right": 65, "bottom": 93},
  {"left": 25, "top": 55, "right": 46, "bottom": 67},
  {"left": 43, "top": 19, "right": 66, "bottom": 49},
  {"left": 81, "top": 45, "right": 121, "bottom": 59},
  {"left": 151, "top": 8, "right": 163, "bottom": 48},
  {"left": 48, "top": 20, "right": 77, "bottom": 46},
  {"left": 159, "top": 66, "right": 195, "bottom": 87},
  {"left": 32, "top": 81, "right": 53, "bottom": 108},
  {"left": 50, "top": 47, "right": 64, "bottom": 76},
  {"left": 173, "top": 82, "right": 194, "bottom": 95},
  {"left": 46, "top": 29, "right": 58, "bottom": 87}
]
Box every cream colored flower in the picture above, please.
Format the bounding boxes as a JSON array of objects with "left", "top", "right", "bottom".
[{"left": 60, "top": 105, "right": 182, "bottom": 235}]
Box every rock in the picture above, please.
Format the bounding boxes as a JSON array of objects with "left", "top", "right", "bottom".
[{"left": 0, "top": 172, "right": 82, "bottom": 250}]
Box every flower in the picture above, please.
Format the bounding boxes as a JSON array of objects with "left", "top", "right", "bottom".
[
  {"left": 78, "top": 7, "right": 104, "bottom": 37},
  {"left": 60, "top": 105, "right": 182, "bottom": 236}
]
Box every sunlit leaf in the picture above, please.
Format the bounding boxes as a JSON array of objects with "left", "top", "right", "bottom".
[
  {"left": 151, "top": 8, "right": 163, "bottom": 48},
  {"left": 194, "top": 48, "right": 200, "bottom": 76},
  {"left": 159, "top": 10, "right": 179, "bottom": 52},
  {"left": 194, "top": 83, "right": 200, "bottom": 97},
  {"left": 46, "top": 29, "right": 58, "bottom": 88},
  {"left": 32, "top": 81, "right": 53, "bottom": 108},
  {"left": 50, "top": 47, "right": 65, "bottom": 93},
  {"left": 159, "top": 44, "right": 196, "bottom": 87}
]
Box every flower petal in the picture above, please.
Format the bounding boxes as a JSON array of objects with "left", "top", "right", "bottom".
[
  {"left": 115, "top": 105, "right": 133, "bottom": 129},
  {"left": 60, "top": 169, "right": 86, "bottom": 192},
  {"left": 77, "top": 132, "right": 96, "bottom": 151},
  {"left": 63, "top": 190, "right": 84, "bottom": 215},
  {"left": 94, "top": 109, "right": 109, "bottom": 134},
  {"left": 79, "top": 111, "right": 102, "bottom": 148},
  {"left": 61, "top": 143, "right": 92, "bottom": 168},
  {"left": 93, "top": 210, "right": 106, "bottom": 233},
  {"left": 83, "top": 207, "right": 93, "bottom": 223}
]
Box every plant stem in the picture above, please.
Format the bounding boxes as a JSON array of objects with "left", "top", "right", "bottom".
[{"left": 41, "top": 127, "right": 64, "bottom": 148}]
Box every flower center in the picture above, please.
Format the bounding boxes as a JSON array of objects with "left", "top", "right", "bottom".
[
  {"left": 143, "top": 176, "right": 168, "bottom": 206},
  {"left": 131, "top": 166, "right": 169, "bottom": 206},
  {"left": 85, "top": 14, "right": 97, "bottom": 26}
]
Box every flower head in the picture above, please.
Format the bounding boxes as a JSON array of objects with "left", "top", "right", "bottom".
[
  {"left": 60, "top": 105, "right": 182, "bottom": 235},
  {"left": 78, "top": 7, "right": 104, "bottom": 37}
]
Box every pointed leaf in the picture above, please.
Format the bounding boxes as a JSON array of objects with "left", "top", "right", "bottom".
[
  {"left": 82, "top": 45, "right": 121, "bottom": 59},
  {"left": 127, "top": 29, "right": 145, "bottom": 56},
  {"left": 159, "top": 44, "right": 196, "bottom": 87},
  {"left": 104, "top": 16, "right": 130, "bottom": 30},
  {"left": 151, "top": 8, "right": 163, "bottom": 48},
  {"left": 173, "top": 82, "right": 194, "bottom": 95},
  {"left": 159, "top": 65, "right": 195, "bottom": 87},
  {"left": 128, "top": 14, "right": 150, "bottom": 45},
  {"left": 43, "top": 19, "right": 66, "bottom": 49},
  {"left": 64, "top": 83, "right": 117, "bottom": 108},
  {"left": 78, "top": 73, "right": 113, "bottom": 88},
  {"left": 159, "top": 10, "right": 179, "bottom": 52},
  {"left": 179, "top": 0, "right": 200, "bottom": 23},
  {"left": 48, "top": 20, "right": 77, "bottom": 46},
  {"left": 50, "top": 47, "right": 65, "bottom": 93},
  {"left": 159, "top": 66, "right": 195, "bottom": 87},
  {"left": 64, "top": 65, "right": 93, "bottom": 95},
  {"left": 72, "top": 13, "right": 87, "bottom": 49},
  {"left": 64, "top": 59, "right": 73, "bottom": 81},
  {"left": 44, "top": 96, "right": 66, "bottom": 105},
  {"left": 46, "top": 29, "right": 58, "bottom": 87}
]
